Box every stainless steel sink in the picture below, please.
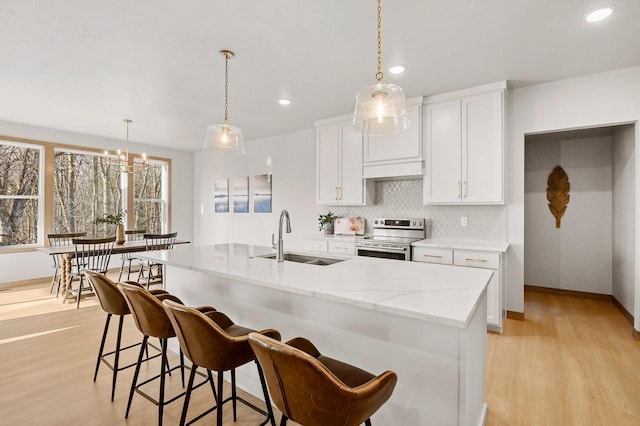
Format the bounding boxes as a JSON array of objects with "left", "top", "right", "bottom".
[{"left": 257, "top": 252, "right": 345, "bottom": 266}]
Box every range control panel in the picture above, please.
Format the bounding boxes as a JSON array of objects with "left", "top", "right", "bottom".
[{"left": 372, "top": 218, "right": 425, "bottom": 230}]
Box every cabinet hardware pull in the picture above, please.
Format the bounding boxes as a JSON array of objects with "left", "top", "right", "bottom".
[
  {"left": 465, "top": 258, "right": 487, "bottom": 262},
  {"left": 335, "top": 187, "right": 338, "bottom": 200},
  {"left": 457, "top": 181, "right": 461, "bottom": 198},
  {"left": 463, "top": 181, "right": 467, "bottom": 197},
  {"left": 423, "top": 254, "right": 443, "bottom": 258},
  {"left": 338, "top": 186, "right": 342, "bottom": 200}
]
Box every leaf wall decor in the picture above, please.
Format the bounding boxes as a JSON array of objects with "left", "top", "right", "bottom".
[{"left": 547, "top": 165, "right": 570, "bottom": 228}]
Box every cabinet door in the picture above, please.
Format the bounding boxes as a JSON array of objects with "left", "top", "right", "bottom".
[
  {"left": 316, "top": 124, "right": 340, "bottom": 204},
  {"left": 424, "top": 99, "right": 462, "bottom": 203},
  {"left": 328, "top": 240, "right": 355, "bottom": 255},
  {"left": 485, "top": 269, "right": 501, "bottom": 327},
  {"left": 338, "top": 121, "right": 365, "bottom": 204},
  {"left": 462, "top": 90, "right": 504, "bottom": 204},
  {"left": 364, "top": 103, "right": 422, "bottom": 163}
]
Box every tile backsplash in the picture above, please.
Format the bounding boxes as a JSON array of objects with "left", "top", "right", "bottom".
[{"left": 329, "top": 179, "right": 507, "bottom": 241}]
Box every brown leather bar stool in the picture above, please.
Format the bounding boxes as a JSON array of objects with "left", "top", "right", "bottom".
[
  {"left": 84, "top": 270, "right": 167, "bottom": 401},
  {"left": 248, "top": 334, "right": 398, "bottom": 426},
  {"left": 163, "top": 299, "right": 280, "bottom": 426},
  {"left": 118, "top": 282, "right": 212, "bottom": 425}
]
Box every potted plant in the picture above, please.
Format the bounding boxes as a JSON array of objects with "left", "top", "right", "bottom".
[
  {"left": 318, "top": 211, "right": 335, "bottom": 235},
  {"left": 94, "top": 211, "right": 126, "bottom": 244}
]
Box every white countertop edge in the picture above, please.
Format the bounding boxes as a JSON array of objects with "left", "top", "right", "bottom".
[{"left": 140, "top": 244, "right": 490, "bottom": 329}]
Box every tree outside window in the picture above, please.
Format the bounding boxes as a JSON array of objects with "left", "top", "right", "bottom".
[
  {"left": 0, "top": 142, "right": 42, "bottom": 246},
  {"left": 133, "top": 160, "right": 166, "bottom": 234}
]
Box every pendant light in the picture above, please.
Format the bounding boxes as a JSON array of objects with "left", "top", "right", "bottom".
[
  {"left": 353, "top": 0, "right": 409, "bottom": 136},
  {"left": 104, "top": 119, "right": 149, "bottom": 174},
  {"left": 204, "top": 50, "right": 245, "bottom": 154}
]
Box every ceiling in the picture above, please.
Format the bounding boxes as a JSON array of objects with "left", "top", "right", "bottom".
[{"left": 1, "top": 0, "right": 639, "bottom": 152}]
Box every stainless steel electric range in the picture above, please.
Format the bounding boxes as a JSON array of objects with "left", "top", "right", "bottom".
[{"left": 355, "top": 218, "right": 430, "bottom": 261}]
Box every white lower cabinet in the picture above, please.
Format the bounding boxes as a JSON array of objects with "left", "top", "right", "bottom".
[
  {"left": 414, "top": 247, "right": 503, "bottom": 332},
  {"left": 302, "top": 237, "right": 356, "bottom": 256},
  {"left": 302, "top": 239, "right": 328, "bottom": 252},
  {"left": 328, "top": 240, "right": 356, "bottom": 255}
]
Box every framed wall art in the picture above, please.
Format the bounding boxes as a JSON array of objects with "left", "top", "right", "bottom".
[
  {"left": 253, "top": 174, "right": 272, "bottom": 213},
  {"left": 214, "top": 178, "right": 229, "bottom": 213},
  {"left": 232, "top": 177, "right": 249, "bottom": 213}
]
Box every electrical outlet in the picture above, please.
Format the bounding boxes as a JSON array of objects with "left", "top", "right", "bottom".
[{"left": 461, "top": 216, "right": 468, "bottom": 227}]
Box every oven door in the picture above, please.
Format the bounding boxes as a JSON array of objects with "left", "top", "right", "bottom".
[{"left": 356, "top": 245, "right": 410, "bottom": 261}]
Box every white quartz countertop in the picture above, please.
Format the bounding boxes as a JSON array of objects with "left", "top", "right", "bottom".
[
  {"left": 139, "top": 243, "right": 493, "bottom": 328},
  {"left": 412, "top": 239, "right": 510, "bottom": 253}
]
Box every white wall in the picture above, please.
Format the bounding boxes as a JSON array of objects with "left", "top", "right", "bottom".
[
  {"left": 0, "top": 120, "right": 194, "bottom": 283},
  {"left": 508, "top": 65, "right": 640, "bottom": 328},
  {"left": 612, "top": 125, "right": 636, "bottom": 313},
  {"left": 525, "top": 131, "right": 613, "bottom": 294},
  {"left": 194, "top": 129, "right": 318, "bottom": 248}
]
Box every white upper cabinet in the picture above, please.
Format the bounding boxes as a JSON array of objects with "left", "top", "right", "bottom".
[
  {"left": 362, "top": 97, "right": 423, "bottom": 179},
  {"left": 423, "top": 81, "right": 506, "bottom": 205},
  {"left": 316, "top": 116, "right": 373, "bottom": 205}
]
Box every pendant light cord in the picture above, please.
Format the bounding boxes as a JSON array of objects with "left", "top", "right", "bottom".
[
  {"left": 224, "top": 52, "right": 229, "bottom": 123},
  {"left": 376, "top": 0, "right": 383, "bottom": 83}
]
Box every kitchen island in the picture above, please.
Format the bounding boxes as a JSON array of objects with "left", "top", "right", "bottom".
[{"left": 138, "top": 243, "right": 492, "bottom": 425}]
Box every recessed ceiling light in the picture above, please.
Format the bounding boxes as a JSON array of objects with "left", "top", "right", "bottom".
[
  {"left": 584, "top": 5, "right": 615, "bottom": 22},
  {"left": 278, "top": 98, "right": 291, "bottom": 106},
  {"left": 389, "top": 64, "right": 406, "bottom": 75}
]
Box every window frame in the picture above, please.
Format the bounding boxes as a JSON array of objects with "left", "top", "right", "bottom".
[
  {"left": 0, "top": 135, "right": 172, "bottom": 251},
  {"left": 0, "top": 139, "right": 45, "bottom": 249}
]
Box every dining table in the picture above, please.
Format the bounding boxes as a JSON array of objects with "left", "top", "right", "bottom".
[{"left": 41, "top": 239, "right": 190, "bottom": 299}]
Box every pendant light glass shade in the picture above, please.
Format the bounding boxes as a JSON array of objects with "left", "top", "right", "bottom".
[
  {"left": 204, "top": 122, "right": 245, "bottom": 154},
  {"left": 204, "top": 50, "right": 244, "bottom": 154},
  {"left": 354, "top": 83, "right": 409, "bottom": 135},
  {"left": 353, "top": 0, "right": 409, "bottom": 136}
]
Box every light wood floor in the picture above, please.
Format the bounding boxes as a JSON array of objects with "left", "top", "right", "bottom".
[{"left": 1, "top": 279, "right": 640, "bottom": 425}]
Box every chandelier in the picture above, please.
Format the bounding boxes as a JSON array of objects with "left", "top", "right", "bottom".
[
  {"left": 104, "top": 119, "right": 149, "bottom": 174},
  {"left": 204, "top": 50, "right": 245, "bottom": 154},
  {"left": 353, "top": 0, "right": 409, "bottom": 136}
]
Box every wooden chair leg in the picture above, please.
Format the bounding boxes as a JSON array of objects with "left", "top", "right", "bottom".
[{"left": 76, "top": 276, "right": 83, "bottom": 309}]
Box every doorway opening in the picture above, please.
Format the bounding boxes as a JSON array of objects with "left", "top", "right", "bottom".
[{"left": 524, "top": 123, "right": 636, "bottom": 327}]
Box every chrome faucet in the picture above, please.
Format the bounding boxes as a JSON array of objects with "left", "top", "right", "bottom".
[{"left": 276, "top": 209, "right": 292, "bottom": 262}]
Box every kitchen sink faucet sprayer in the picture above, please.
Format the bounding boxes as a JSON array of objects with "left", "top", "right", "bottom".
[{"left": 274, "top": 209, "right": 291, "bottom": 262}]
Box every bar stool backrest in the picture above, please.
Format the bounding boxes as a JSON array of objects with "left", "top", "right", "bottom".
[
  {"left": 248, "top": 333, "right": 398, "bottom": 426},
  {"left": 84, "top": 269, "right": 129, "bottom": 316},
  {"left": 117, "top": 281, "right": 177, "bottom": 339},
  {"left": 143, "top": 232, "right": 177, "bottom": 251},
  {"left": 72, "top": 236, "right": 115, "bottom": 274},
  {"left": 163, "top": 299, "right": 236, "bottom": 371}
]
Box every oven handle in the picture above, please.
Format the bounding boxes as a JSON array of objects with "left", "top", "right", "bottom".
[{"left": 357, "top": 245, "right": 408, "bottom": 255}]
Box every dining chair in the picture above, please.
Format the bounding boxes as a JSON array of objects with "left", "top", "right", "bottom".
[
  {"left": 248, "top": 333, "right": 397, "bottom": 426},
  {"left": 138, "top": 232, "right": 178, "bottom": 289},
  {"left": 62, "top": 236, "right": 115, "bottom": 308},
  {"left": 47, "top": 231, "right": 87, "bottom": 297},
  {"left": 118, "top": 229, "right": 146, "bottom": 282}
]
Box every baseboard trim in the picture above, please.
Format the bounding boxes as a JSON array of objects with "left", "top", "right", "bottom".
[
  {"left": 506, "top": 310, "right": 525, "bottom": 321},
  {"left": 525, "top": 285, "right": 611, "bottom": 301},
  {"left": 0, "top": 276, "right": 50, "bottom": 290},
  {"left": 611, "top": 296, "right": 634, "bottom": 326}
]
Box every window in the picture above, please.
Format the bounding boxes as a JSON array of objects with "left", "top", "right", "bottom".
[
  {"left": 0, "top": 141, "right": 43, "bottom": 247},
  {"left": 132, "top": 159, "right": 167, "bottom": 234},
  {"left": 53, "top": 149, "right": 123, "bottom": 237}
]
